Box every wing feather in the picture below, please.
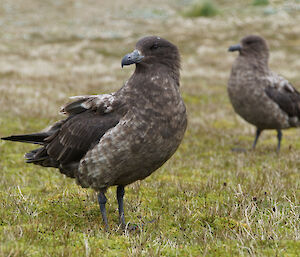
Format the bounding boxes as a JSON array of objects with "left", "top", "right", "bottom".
[
  {"left": 23, "top": 92, "right": 125, "bottom": 177},
  {"left": 61, "top": 94, "right": 116, "bottom": 115},
  {"left": 265, "top": 73, "right": 300, "bottom": 118},
  {"left": 46, "top": 111, "right": 121, "bottom": 164}
]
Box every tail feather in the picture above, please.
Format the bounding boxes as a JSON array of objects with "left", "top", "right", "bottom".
[
  {"left": 25, "top": 148, "right": 47, "bottom": 162},
  {"left": 25, "top": 147, "right": 60, "bottom": 168},
  {"left": 1, "top": 132, "right": 50, "bottom": 145}
]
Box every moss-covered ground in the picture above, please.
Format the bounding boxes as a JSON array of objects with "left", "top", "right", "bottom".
[{"left": 0, "top": 0, "right": 299, "bottom": 256}]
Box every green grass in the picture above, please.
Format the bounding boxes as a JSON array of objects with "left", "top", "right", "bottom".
[
  {"left": 252, "top": 0, "right": 269, "bottom": 6},
  {"left": 1, "top": 0, "right": 300, "bottom": 256},
  {"left": 183, "top": 1, "right": 219, "bottom": 17},
  {"left": 1, "top": 112, "right": 300, "bottom": 256}
]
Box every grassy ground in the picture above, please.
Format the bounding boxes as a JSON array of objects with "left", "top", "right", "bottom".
[{"left": 0, "top": 0, "right": 299, "bottom": 256}]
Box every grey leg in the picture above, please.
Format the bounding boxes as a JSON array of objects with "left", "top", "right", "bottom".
[
  {"left": 117, "top": 185, "right": 126, "bottom": 228},
  {"left": 98, "top": 192, "right": 109, "bottom": 230},
  {"left": 276, "top": 129, "right": 282, "bottom": 153},
  {"left": 252, "top": 128, "right": 262, "bottom": 150}
]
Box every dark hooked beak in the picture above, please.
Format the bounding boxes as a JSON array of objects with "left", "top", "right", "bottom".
[
  {"left": 121, "top": 49, "right": 144, "bottom": 68},
  {"left": 228, "top": 44, "right": 242, "bottom": 52}
]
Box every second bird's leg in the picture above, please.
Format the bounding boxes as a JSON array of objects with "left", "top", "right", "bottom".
[
  {"left": 276, "top": 129, "right": 282, "bottom": 153},
  {"left": 117, "top": 185, "right": 126, "bottom": 228},
  {"left": 98, "top": 192, "right": 109, "bottom": 231},
  {"left": 252, "top": 128, "right": 262, "bottom": 150}
]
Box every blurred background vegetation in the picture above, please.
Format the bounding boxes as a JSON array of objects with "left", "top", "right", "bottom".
[{"left": 0, "top": 0, "right": 299, "bottom": 256}]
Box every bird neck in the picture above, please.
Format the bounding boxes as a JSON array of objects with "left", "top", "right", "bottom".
[
  {"left": 239, "top": 54, "right": 269, "bottom": 74},
  {"left": 135, "top": 63, "right": 180, "bottom": 86}
]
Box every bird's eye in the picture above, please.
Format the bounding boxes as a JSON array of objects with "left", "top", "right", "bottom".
[
  {"left": 246, "top": 41, "right": 255, "bottom": 45},
  {"left": 150, "top": 43, "right": 159, "bottom": 50}
]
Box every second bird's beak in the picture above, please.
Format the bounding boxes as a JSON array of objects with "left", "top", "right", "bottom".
[
  {"left": 228, "top": 44, "right": 242, "bottom": 52},
  {"left": 121, "top": 49, "right": 144, "bottom": 68}
]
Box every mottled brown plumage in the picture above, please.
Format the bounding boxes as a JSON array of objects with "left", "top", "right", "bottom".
[
  {"left": 228, "top": 35, "right": 300, "bottom": 151},
  {"left": 2, "top": 36, "right": 187, "bottom": 229}
]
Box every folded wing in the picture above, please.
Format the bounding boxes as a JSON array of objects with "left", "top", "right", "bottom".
[
  {"left": 265, "top": 73, "right": 300, "bottom": 119},
  {"left": 2, "top": 93, "right": 123, "bottom": 178}
]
